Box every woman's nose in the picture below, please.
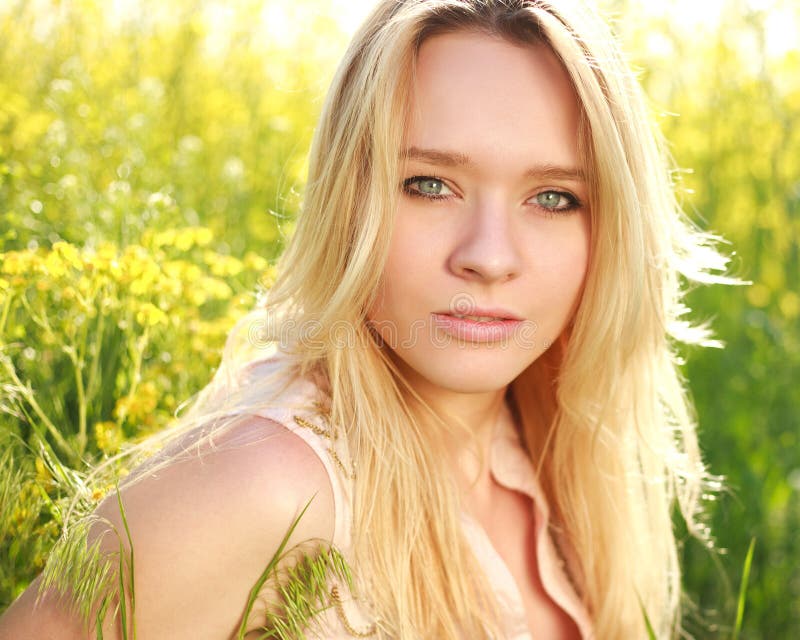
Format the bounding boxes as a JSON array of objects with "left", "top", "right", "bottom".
[{"left": 447, "top": 198, "right": 522, "bottom": 284}]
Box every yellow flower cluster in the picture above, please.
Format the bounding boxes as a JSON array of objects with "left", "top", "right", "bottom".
[
  {"left": 94, "top": 421, "right": 123, "bottom": 455},
  {"left": 136, "top": 302, "right": 169, "bottom": 328},
  {"left": 0, "top": 229, "right": 271, "bottom": 461},
  {"left": 1, "top": 228, "right": 268, "bottom": 331},
  {"left": 6, "top": 483, "right": 42, "bottom": 538},
  {"left": 148, "top": 227, "right": 214, "bottom": 251},
  {"left": 114, "top": 381, "right": 159, "bottom": 426}
]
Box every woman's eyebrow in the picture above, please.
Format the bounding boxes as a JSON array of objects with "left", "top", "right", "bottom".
[
  {"left": 403, "top": 146, "right": 471, "bottom": 166},
  {"left": 524, "top": 164, "right": 586, "bottom": 182},
  {"left": 402, "top": 146, "right": 586, "bottom": 181}
]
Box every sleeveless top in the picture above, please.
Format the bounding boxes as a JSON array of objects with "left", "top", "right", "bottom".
[{"left": 238, "top": 354, "right": 594, "bottom": 639}]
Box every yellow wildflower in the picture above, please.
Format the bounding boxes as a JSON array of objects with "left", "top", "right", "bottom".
[
  {"left": 120, "top": 245, "right": 155, "bottom": 279},
  {"left": 43, "top": 251, "right": 67, "bottom": 278},
  {"left": 77, "top": 275, "right": 94, "bottom": 297},
  {"left": 152, "top": 228, "right": 177, "bottom": 248},
  {"left": 114, "top": 381, "right": 158, "bottom": 424},
  {"left": 94, "top": 421, "right": 123, "bottom": 455},
  {"left": 127, "top": 261, "right": 161, "bottom": 295},
  {"left": 84, "top": 242, "right": 119, "bottom": 273},
  {"left": 206, "top": 251, "right": 244, "bottom": 277},
  {"left": 129, "top": 277, "right": 150, "bottom": 296},
  {"left": 2, "top": 250, "right": 39, "bottom": 275},
  {"left": 183, "top": 262, "right": 202, "bottom": 281},
  {"left": 53, "top": 241, "right": 83, "bottom": 271},
  {"left": 137, "top": 381, "right": 159, "bottom": 411},
  {"left": 153, "top": 273, "right": 182, "bottom": 297},
  {"left": 174, "top": 228, "right": 196, "bottom": 252},
  {"left": 97, "top": 242, "right": 118, "bottom": 263},
  {"left": 163, "top": 259, "right": 201, "bottom": 281},
  {"left": 136, "top": 302, "right": 169, "bottom": 327},
  {"left": 162, "top": 260, "right": 183, "bottom": 279},
  {"left": 194, "top": 227, "right": 214, "bottom": 246},
  {"left": 243, "top": 251, "right": 268, "bottom": 272},
  {"left": 200, "top": 276, "right": 233, "bottom": 300},
  {"left": 187, "top": 289, "right": 209, "bottom": 306}
]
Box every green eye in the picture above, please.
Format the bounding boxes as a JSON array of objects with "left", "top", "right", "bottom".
[
  {"left": 418, "top": 178, "right": 445, "bottom": 194},
  {"left": 534, "top": 190, "right": 578, "bottom": 211},
  {"left": 403, "top": 176, "right": 453, "bottom": 198}
]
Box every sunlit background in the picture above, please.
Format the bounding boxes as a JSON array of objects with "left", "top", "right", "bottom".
[{"left": 0, "top": 0, "right": 798, "bottom": 637}]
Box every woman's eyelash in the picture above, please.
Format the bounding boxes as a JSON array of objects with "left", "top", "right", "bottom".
[
  {"left": 401, "top": 175, "right": 453, "bottom": 200},
  {"left": 532, "top": 190, "right": 582, "bottom": 213}
]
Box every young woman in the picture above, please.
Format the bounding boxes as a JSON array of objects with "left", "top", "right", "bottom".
[{"left": 0, "top": 1, "right": 733, "bottom": 638}]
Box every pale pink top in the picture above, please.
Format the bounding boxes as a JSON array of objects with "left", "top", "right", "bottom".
[{"left": 240, "top": 356, "right": 594, "bottom": 639}]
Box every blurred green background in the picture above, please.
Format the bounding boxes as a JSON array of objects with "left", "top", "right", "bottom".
[{"left": 0, "top": 0, "right": 797, "bottom": 637}]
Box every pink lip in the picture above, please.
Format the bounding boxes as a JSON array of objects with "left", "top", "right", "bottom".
[
  {"left": 431, "top": 312, "right": 523, "bottom": 343},
  {"left": 432, "top": 307, "right": 522, "bottom": 321}
]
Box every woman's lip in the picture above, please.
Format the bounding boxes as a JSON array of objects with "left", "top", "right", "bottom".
[
  {"left": 431, "top": 312, "right": 523, "bottom": 343},
  {"left": 432, "top": 307, "right": 522, "bottom": 321}
]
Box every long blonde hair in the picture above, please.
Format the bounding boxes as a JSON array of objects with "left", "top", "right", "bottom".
[{"left": 128, "top": 1, "right": 734, "bottom": 637}]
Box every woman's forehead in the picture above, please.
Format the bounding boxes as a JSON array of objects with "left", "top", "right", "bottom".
[{"left": 405, "top": 31, "right": 583, "bottom": 177}]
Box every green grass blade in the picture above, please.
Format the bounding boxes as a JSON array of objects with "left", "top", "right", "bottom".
[
  {"left": 732, "top": 537, "right": 756, "bottom": 640},
  {"left": 236, "top": 497, "right": 316, "bottom": 640},
  {"left": 117, "top": 543, "right": 128, "bottom": 640},
  {"left": 116, "top": 485, "right": 136, "bottom": 640},
  {"left": 95, "top": 594, "right": 110, "bottom": 640},
  {"left": 113, "top": 485, "right": 137, "bottom": 640},
  {"left": 639, "top": 595, "right": 657, "bottom": 640}
]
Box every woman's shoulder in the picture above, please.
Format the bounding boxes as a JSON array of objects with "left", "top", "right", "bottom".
[
  {"left": 144, "top": 350, "right": 351, "bottom": 546},
  {"left": 90, "top": 353, "right": 350, "bottom": 638},
  {"left": 98, "top": 413, "right": 337, "bottom": 639},
  {"left": 227, "top": 352, "right": 355, "bottom": 512}
]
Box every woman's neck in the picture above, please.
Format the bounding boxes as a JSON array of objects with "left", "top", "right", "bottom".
[{"left": 396, "top": 363, "right": 510, "bottom": 490}]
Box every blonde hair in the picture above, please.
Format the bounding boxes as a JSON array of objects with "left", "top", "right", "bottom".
[{"left": 112, "top": 1, "right": 735, "bottom": 637}]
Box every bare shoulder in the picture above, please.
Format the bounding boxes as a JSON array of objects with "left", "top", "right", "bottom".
[
  {"left": 115, "top": 414, "right": 337, "bottom": 540},
  {"left": 0, "top": 414, "right": 335, "bottom": 640}
]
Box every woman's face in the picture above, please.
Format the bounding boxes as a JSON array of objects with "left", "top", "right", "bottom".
[{"left": 368, "top": 31, "right": 590, "bottom": 396}]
